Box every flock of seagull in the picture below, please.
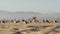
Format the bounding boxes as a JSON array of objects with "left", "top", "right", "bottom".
[{"left": 0, "top": 17, "right": 59, "bottom": 24}]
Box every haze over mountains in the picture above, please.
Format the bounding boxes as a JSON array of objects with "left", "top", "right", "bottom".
[{"left": 0, "top": 11, "right": 60, "bottom": 20}]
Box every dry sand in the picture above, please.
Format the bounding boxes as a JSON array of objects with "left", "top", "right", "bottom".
[{"left": 0, "top": 22, "right": 60, "bottom": 34}]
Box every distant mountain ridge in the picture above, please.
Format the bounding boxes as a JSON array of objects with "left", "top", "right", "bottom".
[
  {"left": 0, "top": 11, "right": 60, "bottom": 20},
  {"left": 0, "top": 11, "right": 43, "bottom": 20}
]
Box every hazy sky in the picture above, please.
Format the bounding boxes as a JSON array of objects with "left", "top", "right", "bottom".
[{"left": 0, "top": 0, "right": 60, "bottom": 14}]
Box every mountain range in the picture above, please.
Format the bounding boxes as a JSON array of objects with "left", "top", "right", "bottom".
[{"left": 0, "top": 11, "right": 60, "bottom": 20}]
